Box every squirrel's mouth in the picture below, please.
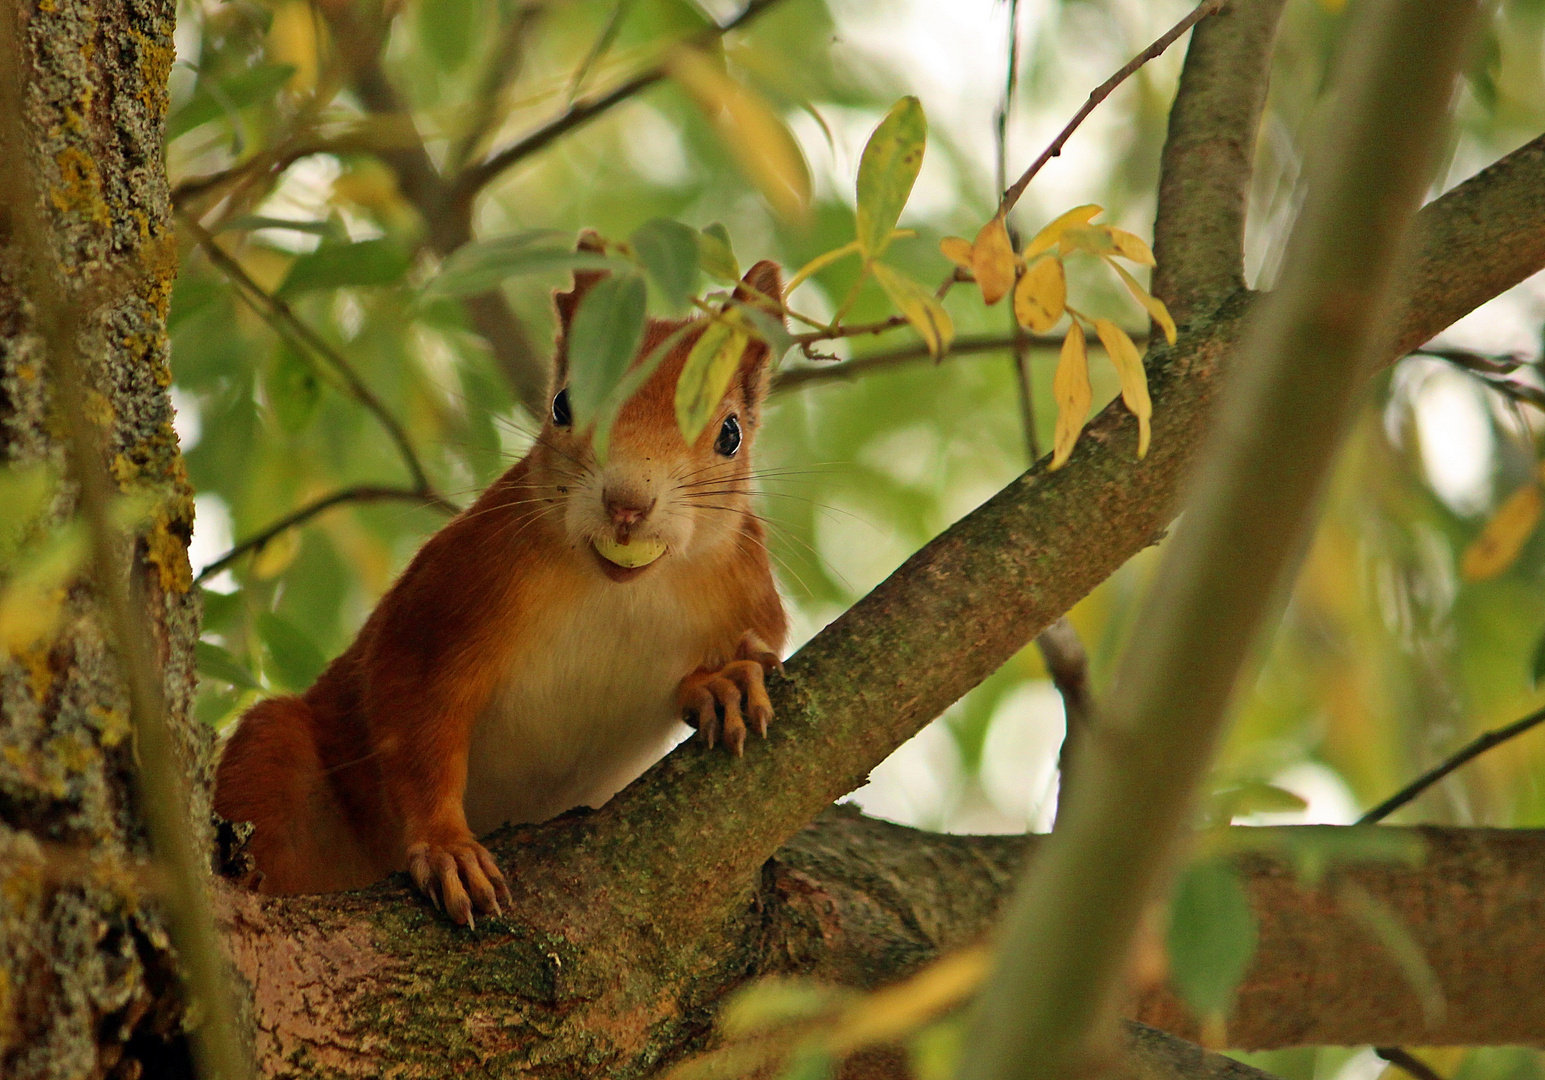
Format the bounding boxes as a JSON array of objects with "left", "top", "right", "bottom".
[{"left": 591, "top": 536, "right": 666, "bottom": 582}]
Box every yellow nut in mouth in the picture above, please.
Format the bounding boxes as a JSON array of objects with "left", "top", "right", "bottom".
[{"left": 593, "top": 536, "right": 666, "bottom": 569}]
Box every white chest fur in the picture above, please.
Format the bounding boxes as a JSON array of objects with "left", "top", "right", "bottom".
[{"left": 462, "top": 571, "right": 710, "bottom": 836}]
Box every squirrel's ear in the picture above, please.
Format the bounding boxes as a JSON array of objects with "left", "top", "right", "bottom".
[
  {"left": 733, "top": 260, "right": 783, "bottom": 420},
  {"left": 553, "top": 231, "right": 609, "bottom": 383},
  {"left": 732, "top": 260, "right": 785, "bottom": 326},
  {"left": 554, "top": 230, "right": 609, "bottom": 329}
]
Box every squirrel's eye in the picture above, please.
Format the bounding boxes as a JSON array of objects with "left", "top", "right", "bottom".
[
  {"left": 551, "top": 388, "right": 572, "bottom": 427},
  {"left": 714, "top": 415, "right": 742, "bottom": 457}
]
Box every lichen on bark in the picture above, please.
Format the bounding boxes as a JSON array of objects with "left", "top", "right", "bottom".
[{"left": 0, "top": 1, "right": 208, "bottom": 1076}]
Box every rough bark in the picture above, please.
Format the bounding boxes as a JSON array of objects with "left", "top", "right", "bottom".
[
  {"left": 1151, "top": 0, "right": 1287, "bottom": 322},
  {"left": 223, "top": 810, "right": 1545, "bottom": 1072},
  {"left": 0, "top": 1, "right": 208, "bottom": 1078}
]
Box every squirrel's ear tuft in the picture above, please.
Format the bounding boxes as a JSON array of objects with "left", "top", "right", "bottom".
[
  {"left": 554, "top": 230, "right": 609, "bottom": 333},
  {"left": 733, "top": 260, "right": 785, "bottom": 326}
]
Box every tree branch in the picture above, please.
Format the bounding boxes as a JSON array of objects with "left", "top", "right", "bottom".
[
  {"left": 1150, "top": 0, "right": 1288, "bottom": 324},
  {"left": 193, "top": 485, "right": 457, "bottom": 585},
  {"left": 996, "top": 0, "right": 1227, "bottom": 219},
  {"left": 1357, "top": 704, "right": 1545, "bottom": 825},
  {"left": 453, "top": 0, "right": 791, "bottom": 201},
  {"left": 180, "top": 212, "right": 448, "bottom": 505},
  {"left": 224, "top": 812, "right": 1545, "bottom": 1071}
]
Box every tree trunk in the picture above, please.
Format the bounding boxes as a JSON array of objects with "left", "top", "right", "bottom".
[{"left": 0, "top": 1, "right": 207, "bottom": 1077}]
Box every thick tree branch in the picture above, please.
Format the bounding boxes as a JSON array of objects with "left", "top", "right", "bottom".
[
  {"left": 1150, "top": 0, "right": 1288, "bottom": 323},
  {"left": 225, "top": 812, "right": 1545, "bottom": 1072}
]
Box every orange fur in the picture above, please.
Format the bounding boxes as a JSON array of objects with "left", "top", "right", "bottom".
[{"left": 213, "top": 251, "right": 789, "bottom": 924}]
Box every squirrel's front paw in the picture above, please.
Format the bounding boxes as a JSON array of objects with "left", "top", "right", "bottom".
[
  {"left": 679, "top": 635, "right": 784, "bottom": 757},
  {"left": 405, "top": 835, "right": 512, "bottom": 929}
]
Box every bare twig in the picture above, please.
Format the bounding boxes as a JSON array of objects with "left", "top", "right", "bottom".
[
  {"left": 0, "top": 11, "right": 251, "bottom": 1078},
  {"left": 1375, "top": 1048, "right": 1449, "bottom": 1080},
  {"left": 1358, "top": 705, "right": 1545, "bottom": 825},
  {"left": 997, "top": 0, "right": 1227, "bottom": 219},
  {"left": 1419, "top": 346, "right": 1545, "bottom": 411},
  {"left": 1037, "top": 617, "right": 1094, "bottom": 824},
  {"left": 447, "top": 3, "right": 547, "bottom": 172},
  {"left": 178, "top": 212, "right": 450, "bottom": 507},
  {"left": 194, "top": 485, "right": 457, "bottom": 585},
  {"left": 772, "top": 330, "right": 1142, "bottom": 393},
  {"left": 455, "top": 0, "right": 789, "bottom": 199}
]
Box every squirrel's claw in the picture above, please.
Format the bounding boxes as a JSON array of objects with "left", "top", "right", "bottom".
[
  {"left": 406, "top": 838, "right": 510, "bottom": 928},
  {"left": 679, "top": 645, "right": 779, "bottom": 755}
]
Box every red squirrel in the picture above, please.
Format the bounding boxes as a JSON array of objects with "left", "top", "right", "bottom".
[{"left": 213, "top": 244, "right": 788, "bottom": 926}]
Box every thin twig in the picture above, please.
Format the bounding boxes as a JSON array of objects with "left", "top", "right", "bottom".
[
  {"left": 1375, "top": 1048, "right": 1449, "bottom": 1080},
  {"left": 456, "top": 0, "right": 789, "bottom": 199},
  {"left": 1038, "top": 617, "right": 1094, "bottom": 826},
  {"left": 0, "top": 11, "right": 251, "bottom": 1078},
  {"left": 997, "top": 0, "right": 1227, "bottom": 218},
  {"left": 448, "top": 3, "right": 547, "bottom": 172},
  {"left": 195, "top": 485, "right": 457, "bottom": 585},
  {"left": 1357, "top": 705, "right": 1545, "bottom": 825},
  {"left": 772, "top": 330, "right": 1141, "bottom": 393},
  {"left": 179, "top": 211, "right": 448, "bottom": 505},
  {"left": 1420, "top": 346, "right": 1545, "bottom": 411}
]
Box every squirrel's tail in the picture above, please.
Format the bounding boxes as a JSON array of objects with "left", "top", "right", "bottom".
[{"left": 214, "top": 697, "right": 383, "bottom": 894}]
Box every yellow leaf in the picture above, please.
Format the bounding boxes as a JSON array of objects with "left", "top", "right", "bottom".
[
  {"left": 676, "top": 314, "right": 751, "bottom": 443},
  {"left": 1106, "top": 258, "right": 1177, "bottom": 345},
  {"left": 1461, "top": 483, "right": 1543, "bottom": 581},
  {"left": 829, "top": 947, "right": 990, "bottom": 1054},
  {"left": 1106, "top": 228, "right": 1157, "bottom": 266},
  {"left": 939, "top": 236, "right": 974, "bottom": 270},
  {"left": 668, "top": 48, "right": 811, "bottom": 222},
  {"left": 1057, "top": 224, "right": 1121, "bottom": 258},
  {"left": 268, "top": 1, "right": 321, "bottom": 93},
  {"left": 1013, "top": 256, "right": 1066, "bottom": 333},
  {"left": 251, "top": 528, "right": 302, "bottom": 579},
  {"left": 971, "top": 215, "right": 1016, "bottom": 306},
  {"left": 1094, "top": 318, "right": 1152, "bottom": 459},
  {"left": 872, "top": 262, "right": 954, "bottom": 358},
  {"left": 1025, "top": 204, "right": 1104, "bottom": 258},
  {"left": 1051, "top": 321, "right": 1091, "bottom": 471}
]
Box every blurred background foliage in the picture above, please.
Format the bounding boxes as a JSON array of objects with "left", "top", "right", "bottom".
[{"left": 158, "top": 0, "right": 1545, "bottom": 1073}]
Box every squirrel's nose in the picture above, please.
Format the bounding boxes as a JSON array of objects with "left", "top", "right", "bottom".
[{"left": 604, "top": 490, "right": 655, "bottom": 528}]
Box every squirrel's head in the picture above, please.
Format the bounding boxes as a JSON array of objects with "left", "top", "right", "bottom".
[{"left": 532, "top": 232, "right": 783, "bottom": 584}]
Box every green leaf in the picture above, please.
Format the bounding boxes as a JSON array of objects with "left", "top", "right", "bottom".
[
  {"left": 419, "top": 0, "right": 482, "bottom": 71},
  {"left": 167, "top": 64, "right": 297, "bottom": 140},
  {"left": 568, "top": 273, "right": 648, "bottom": 429},
  {"left": 731, "top": 299, "right": 794, "bottom": 368},
  {"left": 1166, "top": 859, "right": 1258, "bottom": 1019},
  {"left": 854, "top": 96, "right": 927, "bottom": 259},
  {"left": 195, "top": 640, "right": 261, "bottom": 691},
  {"left": 265, "top": 343, "right": 322, "bottom": 432},
  {"left": 871, "top": 262, "right": 953, "bottom": 357},
  {"left": 198, "top": 587, "right": 244, "bottom": 635},
  {"left": 280, "top": 239, "right": 411, "bottom": 295},
  {"left": 630, "top": 218, "right": 699, "bottom": 312},
  {"left": 0, "top": 463, "right": 57, "bottom": 567},
  {"left": 698, "top": 222, "right": 740, "bottom": 283},
  {"left": 257, "top": 611, "right": 328, "bottom": 692},
  {"left": 426, "top": 234, "right": 622, "bottom": 298},
  {"left": 676, "top": 315, "right": 749, "bottom": 443}
]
